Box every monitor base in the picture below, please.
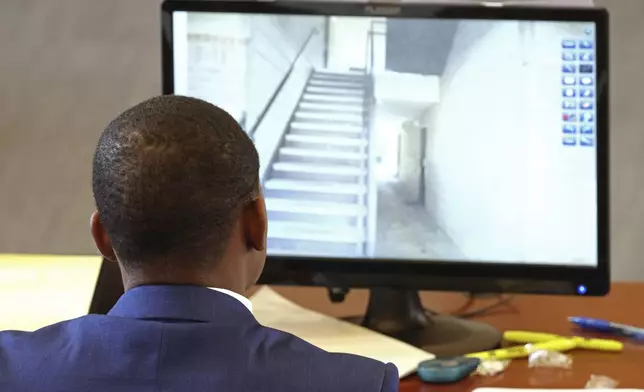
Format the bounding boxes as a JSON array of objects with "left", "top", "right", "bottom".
[{"left": 344, "top": 288, "right": 501, "bottom": 357}]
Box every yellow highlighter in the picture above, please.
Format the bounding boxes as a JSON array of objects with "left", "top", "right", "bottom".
[
  {"left": 504, "top": 331, "right": 623, "bottom": 352},
  {"left": 465, "top": 339, "right": 578, "bottom": 361}
]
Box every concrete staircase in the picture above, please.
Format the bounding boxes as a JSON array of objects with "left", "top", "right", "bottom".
[{"left": 264, "top": 69, "right": 369, "bottom": 257}]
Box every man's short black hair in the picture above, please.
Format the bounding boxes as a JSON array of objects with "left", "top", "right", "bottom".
[{"left": 92, "top": 95, "right": 260, "bottom": 268}]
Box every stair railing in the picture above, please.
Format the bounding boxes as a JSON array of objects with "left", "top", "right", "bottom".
[
  {"left": 248, "top": 27, "right": 319, "bottom": 139},
  {"left": 363, "top": 22, "right": 378, "bottom": 257}
]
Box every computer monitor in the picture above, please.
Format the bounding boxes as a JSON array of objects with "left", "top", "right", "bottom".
[{"left": 157, "top": 0, "right": 609, "bottom": 355}]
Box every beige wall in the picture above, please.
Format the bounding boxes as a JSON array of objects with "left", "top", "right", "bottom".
[
  {"left": 0, "top": 0, "right": 643, "bottom": 279},
  {"left": 0, "top": 0, "right": 161, "bottom": 255}
]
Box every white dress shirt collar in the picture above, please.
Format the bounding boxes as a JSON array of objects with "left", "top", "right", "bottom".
[{"left": 209, "top": 287, "right": 253, "bottom": 313}]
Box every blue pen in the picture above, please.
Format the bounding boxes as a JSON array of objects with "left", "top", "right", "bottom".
[{"left": 569, "top": 317, "right": 644, "bottom": 340}]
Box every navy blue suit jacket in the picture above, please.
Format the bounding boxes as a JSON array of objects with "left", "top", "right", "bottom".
[{"left": 0, "top": 285, "right": 399, "bottom": 391}]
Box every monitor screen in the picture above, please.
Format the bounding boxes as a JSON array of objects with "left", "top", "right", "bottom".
[{"left": 169, "top": 10, "right": 599, "bottom": 268}]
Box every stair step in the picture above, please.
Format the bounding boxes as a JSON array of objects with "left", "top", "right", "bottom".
[
  {"left": 268, "top": 247, "right": 358, "bottom": 257},
  {"left": 265, "top": 198, "right": 366, "bottom": 216},
  {"left": 285, "top": 134, "right": 367, "bottom": 147},
  {"left": 280, "top": 147, "right": 366, "bottom": 161},
  {"left": 314, "top": 69, "right": 364, "bottom": 77},
  {"left": 302, "top": 94, "right": 364, "bottom": 104},
  {"left": 310, "top": 76, "right": 365, "bottom": 85},
  {"left": 298, "top": 102, "right": 364, "bottom": 113},
  {"left": 306, "top": 86, "right": 364, "bottom": 96},
  {"left": 309, "top": 77, "right": 364, "bottom": 85},
  {"left": 268, "top": 221, "right": 365, "bottom": 243},
  {"left": 271, "top": 163, "right": 366, "bottom": 177},
  {"left": 295, "top": 111, "right": 363, "bottom": 123},
  {"left": 265, "top": 178, "right": 366, "bottom": 194},
  {"left": 308, "top": 80, "right": 365, "bottom": 89},
  {"left": 290, "top": 121, "right": 363, "bottom": 134}
]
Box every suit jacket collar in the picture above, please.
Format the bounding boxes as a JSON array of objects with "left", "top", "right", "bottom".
[
  {"left": 209, "top": 287, "right": 253, "bottom": 312},
  {"left": 107, "top": 284, "right": 257, "bottom": 324}
]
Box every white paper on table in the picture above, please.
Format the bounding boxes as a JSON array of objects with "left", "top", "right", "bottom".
[
  {"left": 477, "top": 0, "right": 594, "bottom": 6},
  {"left": 250, "top": 286, "right": 434, "bottom": 378},
  {"left": 476, "top": 389, "right": 643, "bottom": 392},
  {"left": 312, "top": 0, "right": 595, "bottom": 7}
]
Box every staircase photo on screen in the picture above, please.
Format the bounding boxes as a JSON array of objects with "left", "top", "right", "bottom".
[
  {"left": 264, "top": 68, "right": 371, "bottom": 259},
  {"left": 168, "top": 9, "right": 602, "bottom": 267}
]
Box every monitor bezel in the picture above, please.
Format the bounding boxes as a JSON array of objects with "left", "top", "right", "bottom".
[{"left": 161, "top": 0, "right": 610, "bottom": 296}]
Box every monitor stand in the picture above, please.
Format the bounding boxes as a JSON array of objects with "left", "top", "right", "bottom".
[{"left": 344, "top": 288, "right": 502, "bottom": 357}]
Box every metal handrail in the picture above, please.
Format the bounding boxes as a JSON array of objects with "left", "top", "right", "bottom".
[
  {"left": 364, "top": 23, "right": 378, "bottom": 257},
  {"left": 248, "top": 28, "right": 318, "bottom": 138}
]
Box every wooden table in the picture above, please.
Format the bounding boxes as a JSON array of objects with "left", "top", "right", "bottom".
[
  {"left": 268, "top": 283, "right": 644, "bottom": 390},
  {"left": 2, "top": 254, "right": 639, "bottom": 389}
]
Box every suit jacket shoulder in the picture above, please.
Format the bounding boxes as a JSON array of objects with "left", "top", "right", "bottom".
[
  {"left": 254, "top": 325, "right": 399, "bottom": 392},
  {"left": 0, "top": 285, "right": 400, "bottom": 392}
]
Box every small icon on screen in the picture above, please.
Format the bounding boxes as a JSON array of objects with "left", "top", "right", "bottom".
[
  {"left": 563, "top": 113, "right": 578, "bottom": 122},
  {"left": 563, "top": 136, "right": 577, "bottom": 146},
  {"left": 580, "top": 76, "right": 594, "bottom": 85},
  {"left": 584, "top": 27, "right": 593, "bottom": 36},
  {"left": 579, "top": 40, "right": 594, "bottom": 49},
  {"left": 562, "top": 76, "right": 576, "bottom": 85},
  {"left": 580, "top": 125, "right": 594, "bottom": 134},
  {"left": 563, "top": 125, "right": 577, "bottom": 134},
  {"left": 580, "top": 101, "right": 593, "bottom": 110},
  {"left": 580, "top": 136, "right": 594, "bottom": 146},
  {"left": 563, "top": 88, "right": 576, "bottom": 98},
  {"left": 580, "top": 89, "right": 594, "bottom": 98},
  {"left": 562, "top": 64, "right": 576, "bottom": 73},
  {"left": 579, "top": 64, "right": 594, "bottom": 73},
  {"left": 562, "top": 40, "right": 576, "bottom": 48},
  {"left": 562, "top": 100, "right": 577, "bottom": 109},
  {"left": 580, "top": 112, "right": 594, "bottom": 122},
  {"left": 562, "top": 52, "right": 577, "bottom": 61},
  {"left": 580, "top": 52, "right": 594, "bottom": 61}
]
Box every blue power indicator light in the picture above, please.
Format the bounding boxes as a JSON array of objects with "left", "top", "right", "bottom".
[{"left": 577, "top": 285, "right": 587, "bottom": 295}]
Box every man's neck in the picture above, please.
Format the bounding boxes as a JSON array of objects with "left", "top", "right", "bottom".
[{"left": 122, "top": 269, "right": 245, "bottom": 295}]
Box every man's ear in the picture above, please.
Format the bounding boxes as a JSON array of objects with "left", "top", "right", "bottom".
[
  {"left": 90, "top": 211, "right": 117, "bottom": 262},
  {"left": 242, "top": 192, "right": 267, "bottom": 252}
]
